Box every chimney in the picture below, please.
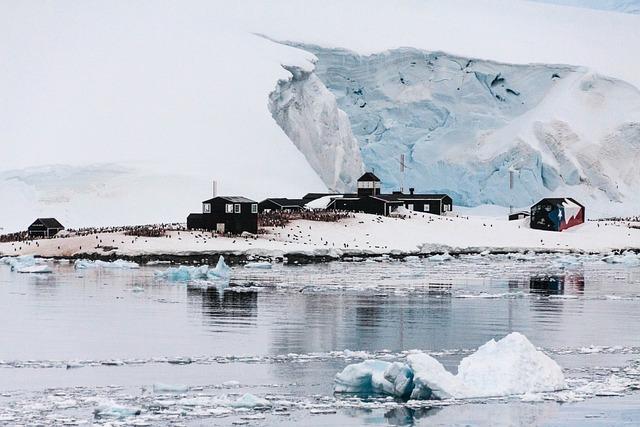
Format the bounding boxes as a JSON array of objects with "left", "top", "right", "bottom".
[
  {"left": 212, "top": 180, "right": 217, "bottom": 197},
  {"left": 409, "top": 187, "right": 414, "bottom": 195}
]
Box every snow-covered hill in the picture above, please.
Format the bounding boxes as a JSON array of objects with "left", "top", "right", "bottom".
[{"left": 1, "top": 0, "right": 640, "bottom": 232}]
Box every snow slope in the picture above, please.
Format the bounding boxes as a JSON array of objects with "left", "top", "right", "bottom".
[{"left": 2, "top": 0, "right": 640, "bottom": 231}]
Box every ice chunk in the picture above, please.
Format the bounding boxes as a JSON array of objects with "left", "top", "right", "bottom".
[
  {"left": 153, "top": 383, "right": 189, "bottom": 393},
  {"left": 334, "top": 360, "right": 413, "bottom": 397},
  {"left": 1, "top": 255, "right": 38, "bottom": 271},
  {"left": 156, "top": 256, "right": 231, "bottom": 282},
  {"left": 410, "top": 332, "right": 566, "bottom": 399},
  {"left": 16, "top": 264, "right": 52, "bottom": 274},
  {"left": 602, "top": 252, "right": 640, "bottom": 265},
  {"left": 428, "top": 252, "right": 453, "bottom": 262},
  {"left": 74, "top": 259, "right": 139, "bottom": 269},
  {"left": 157, "top": 265, "right": 209, "bottom": 281},
  {"left": 335, "top": 333, "right": 565, "bottom": 400},
  {"left": 244, "top": 261, "right": 272, "bottom": 269},
  {"left": 210, "top": 256, "right": 231, "bottom": 279},
  {"left": 93, "top": 401, "right": 141, "bottom": 419},
  {"left": 230, "top": 393, "right": 271, "bottom": 408}
]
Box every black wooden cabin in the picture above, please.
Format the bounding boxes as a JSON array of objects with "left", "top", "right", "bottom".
[
  {"left": 258, "top": 198, "right": 306, "bottom": 213},
  {"left": 187, "top": 196, "right": 258, "bottom": 234},
  {"left": 28, "top": 218, "right": 65, "bottom": 238}
]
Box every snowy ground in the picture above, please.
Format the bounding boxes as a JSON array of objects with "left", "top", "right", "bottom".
[{"left": 2, "top": 213, "right": 639, "bottom": 259}]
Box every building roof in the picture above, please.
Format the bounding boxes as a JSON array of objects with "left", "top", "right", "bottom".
[
  {"left": 261, "top": 198, "right": 306, "bottom": 207},
  {"left": 378, "top": 193, "right": 451, "bottom": 201},
  {"left": 357, "top": 172, "right": 380, "bottom": 182},
  {"left": 30, "top": 218, "right": 64, "bottom": 229},
  {"left": 533, "top": 198, "right": 585, "bottom": 209},
  {"left": 302, "top": 192, "right": 341, "bottom": 201},
  {"left": 203, "top": 196, "right": 257, "bottom": 204}
]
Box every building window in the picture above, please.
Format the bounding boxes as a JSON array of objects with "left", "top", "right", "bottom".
[
  {"left": 203, "top": 203, "right": 211, "bottom": 214},
  {"left": 234, "top": 204, "right": 241, "bottom": 213},
  {"left": 424, "top": 204, "right": 430, "bottom": 212},
  {"left": 225, "top": 204, "right": 234, "bottom": 213},
  {"left": 251, "top": 204, "right": 258, "bottom": 213}
]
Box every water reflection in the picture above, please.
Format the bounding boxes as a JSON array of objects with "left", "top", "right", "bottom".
[
  {"left": 187, "top": 286, "right": 258, "bottom": 323},
  {"left": 384, "top": 406, "right": 439, "bottom": 426},
  {"left": 529, "top": 273, "right": 585, "bottom": 296}
]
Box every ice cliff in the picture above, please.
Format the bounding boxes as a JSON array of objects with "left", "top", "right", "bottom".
[
  {"left": 272, "top": 44, "right": 640, "bottom": 213},
  {"left": 269, "top": 64, "right": 364, "bottom": 192}
]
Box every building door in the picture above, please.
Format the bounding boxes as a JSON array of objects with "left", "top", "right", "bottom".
[
  {"left": 407, "top": 204, "right": 414, "bottom": 211},
  {"left": 216, "top": 223, "right": 225, "bottom": 234}
]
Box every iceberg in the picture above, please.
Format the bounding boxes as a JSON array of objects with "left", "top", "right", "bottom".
[
  {"left": 74, "top": 259, "right": 139, "bottom": 269},
  {"left": 156, "top": 256, "right": 231, "bottom": 282},
  {"left": 334, "top": 333, "right": 565, "bottom": 400}
]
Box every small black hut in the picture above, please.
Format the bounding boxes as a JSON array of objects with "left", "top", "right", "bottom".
[
  {"left": 28, "top": 218, "right": 65, "bottom": 238},
  {"left": 187, "top": 196, "right": 258, "bottom": 234}
]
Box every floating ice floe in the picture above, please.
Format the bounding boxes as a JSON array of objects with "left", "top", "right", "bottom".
[
  {"left": 244, "top": 261, "right": 272, "bottom": 269},
  {"left": 152, "top": 383, "right": 189, "bottom": 393},
  {"left": 1, "top": 256, "right": 52, "bottom": 273},
  {"left": 93, "top": 401, "right": 141, "bottom": 419},
  {"left": 229, "top": 393, "right": 271, "bottom": 408},
  {"left": 16, "top": 264, "right": 52, "bottom": 274},
  {"left": 74, "top": 259, "right": 139, "bottom": 269},
  {"left": 155, "top": 256, "right": 231, "bottom": 282},
  {"left": 427, "top": 252, "right": 453, "bottom": 262},
  {"left": 335, "top": 332, "right": 565, "bottom": 400},
  {"left": 602, "top": 251, "right": 640, "bottom": 265}
]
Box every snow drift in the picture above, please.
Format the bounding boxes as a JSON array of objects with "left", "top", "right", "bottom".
[{"left": 334, "top": 332, "right": 566, "bottom": 399}]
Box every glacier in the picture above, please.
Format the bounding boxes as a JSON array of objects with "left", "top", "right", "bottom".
[
  {"left": 273, "top": 44, "right": 640, "bottom": 212},
  {"left": 531, "top": 0, "right": 640, "bottom": 14},
  {"left": 269, "top": 64, "right": 364, "bottom": 192}
]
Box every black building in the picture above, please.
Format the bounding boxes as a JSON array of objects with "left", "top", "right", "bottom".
[
  {"left": 28, "top": 218, "right": 65, "bottom": 238},
  {"left": 530, "top": 198, "right": 585, "bottom": 232},
  {"left": 187, "top": 196, "right": 258, "bottom": 234},
  {"left": 258, "top": 198, "right": 306, "bottom": 213},
  {"left": 331, "top": 195, "right": 404, "bottom": 216},
  {"left": 509, "top": 211, "right": 530, "bottom": 221},
  {"left": 328, "top": 172, "right": 453, "bottom": 216}
]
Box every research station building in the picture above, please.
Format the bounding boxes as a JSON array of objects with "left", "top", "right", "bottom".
[{"left": 187, "top": 196, "right": 258, "bottom": 234}]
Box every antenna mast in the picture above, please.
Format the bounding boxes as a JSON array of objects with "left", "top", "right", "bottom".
[{"left": 400, "top": 154, "right": 406, "bottom": 193}]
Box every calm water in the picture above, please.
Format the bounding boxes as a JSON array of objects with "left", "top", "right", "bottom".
[{"left": 1, "top": 254, "right": 640, "bottom": 425}]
